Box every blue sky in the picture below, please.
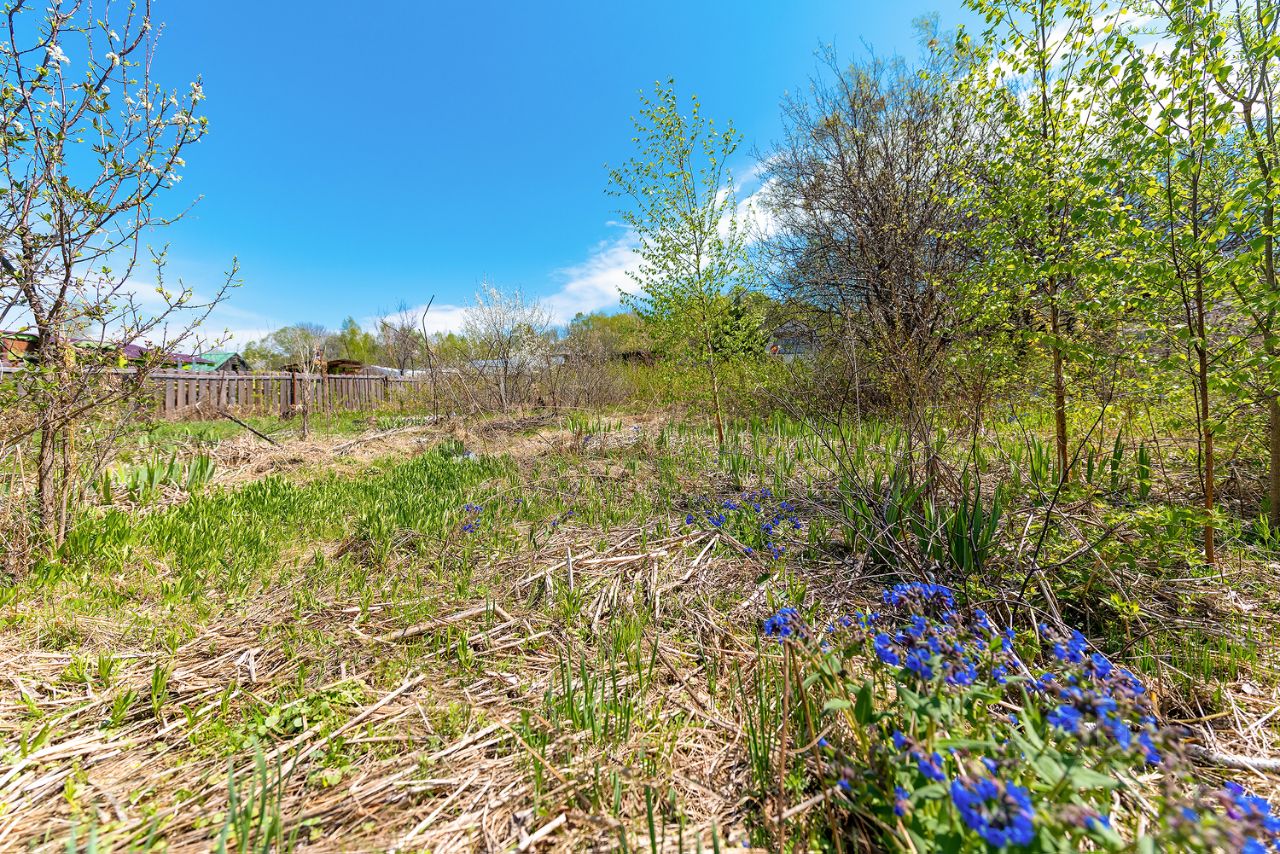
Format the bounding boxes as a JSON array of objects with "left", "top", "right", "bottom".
[{"left": 146, "top": 1, "right": 975, "bottom": 344}]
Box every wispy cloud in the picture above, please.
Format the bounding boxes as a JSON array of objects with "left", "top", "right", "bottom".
[
  {"left": 371, "top": 301, "right": 471, "bottom": 337},
  {"left": 542, "top": 230, "right": 641, "bottom": 324}
]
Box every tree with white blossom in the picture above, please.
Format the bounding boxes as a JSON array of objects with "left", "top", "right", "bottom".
[{"left": 0, "top": 0, "right": 235, "bottom": 555}]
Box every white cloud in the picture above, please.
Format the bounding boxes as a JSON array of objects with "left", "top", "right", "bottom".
[
  {"left": 371, "top": 301, "right": 471, "bottom": 337},
  {"left": 542, "top": 231, "right": 641, "bottom": 324}
]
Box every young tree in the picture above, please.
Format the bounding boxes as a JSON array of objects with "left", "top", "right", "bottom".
[
  {"left": 608, "top": 80, "right": 752, "bottom": 448},
  {"left": 245, "top": 323, "right": 331, "bottom": 435},
  {"left": 762, "top": 37, "right": 981, "bottom": 442},
  {"left": 461, "top": 283, "right": 550, "bottom": 412},
  {"left": 1110, "top": 0, "right": 1244, "bottom": 564},
  {"left": 0, "top": 0, "right": 233, "bottom": 549},
  {"left": 1220, "top": 0, "right": 1280, "bottom": 525},
  {"left": 956, "top": 0, "right": 1128, "bottom": 484}
]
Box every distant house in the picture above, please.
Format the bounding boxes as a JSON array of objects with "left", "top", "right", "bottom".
[
  {"left": 768, "top": 321, "right": 819, "bottom": 360},
  {"left": 1, "top": 331, "right": 38, "bottom": 365},
  {"left": 469, "top": 353, "right": 566, "bottom": 374},
  {"left": 93, "top": 341, "right": 211, "bottom": 369},
  {"left": 1, "top": 332, "right": 212, "bottom": 369},
  {"left": 192, "top": 352, "right": 252, "bottom": 373},
  {"left": 279, "top": 358, "right": 368, "bottom": 375}
]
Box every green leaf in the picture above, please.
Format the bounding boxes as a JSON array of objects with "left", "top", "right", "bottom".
[{"left": 853, "top": 679, "right": 874, "bottom": 725}]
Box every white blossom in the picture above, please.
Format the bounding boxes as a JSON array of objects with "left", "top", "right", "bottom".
[
  {"left": 105, "top": 52, "right": 120, "bottom": 66},
  {"left": 46, "top": 43, "right": 69, "bottom": 65}
]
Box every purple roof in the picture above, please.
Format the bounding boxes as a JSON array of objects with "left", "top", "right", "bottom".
[{"left": 2, "top": 333, "right": 211, "bottom": 364}]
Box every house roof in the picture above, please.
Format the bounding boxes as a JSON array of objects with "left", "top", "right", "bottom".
[
  {"left": 1, "top": 332, "right": 211, "bottom": 365},
  {"left": 192, "top": 351, "right": 246, "bottom": 370}
]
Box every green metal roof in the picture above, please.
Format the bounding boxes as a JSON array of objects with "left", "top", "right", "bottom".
[{"left": 190, "top": 351, "right": 239, "bottom": 371}]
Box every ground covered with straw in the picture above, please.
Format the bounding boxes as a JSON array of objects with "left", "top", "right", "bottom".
[{"left": 1, "top": 412, "right": 1278, "bottom": 851}]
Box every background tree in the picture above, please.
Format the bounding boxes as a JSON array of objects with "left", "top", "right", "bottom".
[
  {"left": 245, "top": 323, "right": 332, "bottom": 369},
  {"left": 566, "top": 310, "right": 650, "bottom": 360},
  {"left": 1219, "top": 0, "right": 1280, "bottom": 525},
  {"left": 608, "top": 80, "right": 752, "bottom": 448},
  {"left": 378, "top": 301, "right": 426, "bottom": 375},
  {"left": 333, "top": 316, "right": 377, "bottom": 364},
  {"left": 461, "top": 283, "right": 550, "bottom": 412},
  {"left": 0, "top": 0, "right": 233, "bottom": 549},
  {"left": 762, "top": 36, "right": 980, "bottom": 444}
]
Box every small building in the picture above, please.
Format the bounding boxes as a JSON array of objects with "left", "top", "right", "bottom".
[
  {"left": 279, "top": 358, "right": 368, "bottom": 375},
  {"left": 768, "top": 320, "right": 819, "bottom": 360},
  {"left": 609, "top": 348, "right": 655, "bottom": 366},
  {"left": 192, "top": 352, "right": 252, "bottom": 373},
  {"left": 1, "top": 331, "right": 38, "bottom": 364}
]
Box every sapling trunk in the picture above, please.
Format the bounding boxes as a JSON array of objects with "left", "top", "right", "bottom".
[{"left": 1050, "top": 305, "right": 1069, "bottom": 484}]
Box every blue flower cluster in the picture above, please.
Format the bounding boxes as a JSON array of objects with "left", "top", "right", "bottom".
[
  {"left": 460, "top": 501, "right": 484, "bottom": 534},
  {"left": 762, "top": 606, "right": 808, "bottom": 641},
  {"left": 761, "top": 581, "right": 1280, "bottom": 851},
  {"left": 1224, "top": 782, "right": 1280, "bottom": 854},
  {"left": 1164, "top": 779, "right": 1280, "bottom": 853},
  {"left": 1034, "top": 624, "right": 1162, "bottom": 764},
  {"left": 882, "top": 582, "right": 955, "bottom": 613},
  {"left": 950, "top": 774, "right": 1036, "bottom": 847},
  {"left": 683, "top": 487, "right": 804, "bottom": 561},
  {"left": 868, "top": 586, "right": 1020, "bottom": 689}
]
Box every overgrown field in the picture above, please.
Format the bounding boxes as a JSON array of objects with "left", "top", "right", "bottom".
[{"left": 1, "top": 410, "right": 1279, "bottom": 852}]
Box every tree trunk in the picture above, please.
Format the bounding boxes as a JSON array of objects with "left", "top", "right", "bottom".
[
  {"left": 1199, "top": 342, "right": 1215, "bottom": 565},
  {"left": 1270, "top": 396, "right": 1280, "bottom": 526},
  {"left": 706, "top": 344, "right": 725, "bottom": 449},
  {"left": 1049, "top": 304, "right": 1069, "bottom": 484},
  {"left": 36, "top": 420, "right": 59, "bottom": 546}
]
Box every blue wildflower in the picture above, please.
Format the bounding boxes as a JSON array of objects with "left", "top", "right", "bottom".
[
  {"left": 874, "top": 634, "right": 901, "bottom": 666},
  {"left": 1100, "top": 712, "right": 1132, "bottom": 750},
  {"left": 1047, "top": 704, "right": 1083, "bottom": 734},
  {"left": 1138, "top": 731, "right": 1161, "bottom": 765},
  {"left": 763, "top": 607, "right": 806, "bottom": 641},
  {"left": 950, "top": 776, "right": 1035, "bottom": 848},
  {"left": 904, "top": 651, "right": 934, "bottom": 681},
  {"left": 916, "top": 751, "right": 946, "bottom": 782}
]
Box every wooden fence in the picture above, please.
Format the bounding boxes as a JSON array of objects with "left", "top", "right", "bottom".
[{"left": 0, "top": 367, "right": 431, "bottom": 418}]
